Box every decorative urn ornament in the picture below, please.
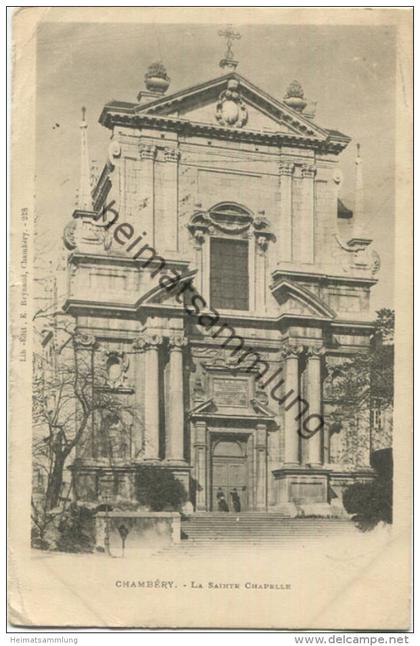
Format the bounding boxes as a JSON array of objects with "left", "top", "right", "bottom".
[
  {"left": 283, "top": 80, "right": 308, "bottom": 112},
  {"left": 215, "top": 79, "right": 248, "bottom": 128},
  {"left": 144, "top": 62, "right": 170, "bottom": 94}
]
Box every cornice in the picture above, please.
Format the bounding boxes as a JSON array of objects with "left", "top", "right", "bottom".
[
  {"left": 188, "top": 409, "right": 278, "bottom": 427},
  {"left": 99, "top": 110, "right": 348, "bottom": 154},
  {"left": 330, "top": 319, "right": 376, "bottom": 331},
  {"left": 68, "top": 251, "right": 190, "bottom": 272},
  {"left": 271, "top": 268, "right": 378, "bottom": 288},
  {"left": 63, "top": 294, "right": 376, "bottom": 337}
]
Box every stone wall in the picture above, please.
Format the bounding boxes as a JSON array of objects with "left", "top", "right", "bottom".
[{"left": 95, "top": 511, "right": 181, "bottom": 553}]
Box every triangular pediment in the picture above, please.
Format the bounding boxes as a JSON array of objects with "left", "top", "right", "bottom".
[
  {"left": 271, "top": 279, "right": 336, "bottom": 320},
  {"left": 189, "top": 398, "right": 278, "bottom": 428},
  {"left": 136, "top": 73, "right": 328, "bottom": 140},
  {"left": 155, "top": 94, "right": 301, "bottom": 135}
]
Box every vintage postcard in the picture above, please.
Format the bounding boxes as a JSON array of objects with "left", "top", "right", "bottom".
[{"left": 9, "top": 7, "right": 413, "bottom": 631}]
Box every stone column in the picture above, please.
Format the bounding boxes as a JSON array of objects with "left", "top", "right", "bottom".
[
  {"left": 283, "top": 347, "right": 301, "bottom": 465},
  {"left": 166, "top": 334, "right": 188, "bottom": 463},
  {"left": 278, "top": 160, "right": 294, "bottom": 262},
  {"left": 139, "top": 143, "right": 156, "bottom": 247},
  {"left": 193, "top": 421, "right": 207, "bottom": 511},
  {"left": 256, "top": 424, "right": 267, "bottom": 510},
  {"left": 306, "top": 347, "right": 323, "bottom": 465},
  {"left": 135, "top": 333, "right": 162, "bottom": 461}
]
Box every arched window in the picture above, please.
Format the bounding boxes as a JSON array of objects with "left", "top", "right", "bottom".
[
  {"left": 210, "top": 237, "right": 249, "bottom": 310},
  {"left": 208, "top": 204, "right": 251, "bottom": 311}
]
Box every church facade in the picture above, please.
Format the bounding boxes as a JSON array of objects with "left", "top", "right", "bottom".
[{"left": 63, "top": 47, "right": 380, "bottom": 515}]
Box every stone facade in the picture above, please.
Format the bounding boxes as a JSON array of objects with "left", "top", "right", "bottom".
[{"left": 63, "top": 64, "right": 380, "bottom": 515}]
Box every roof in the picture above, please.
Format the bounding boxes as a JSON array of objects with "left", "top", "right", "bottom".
[{"left": 99, "top": 71, "right": 351, "bottom": 155}]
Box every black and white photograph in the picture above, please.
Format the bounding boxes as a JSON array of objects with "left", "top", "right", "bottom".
[{"left": 8, "top": 6, "right": 413, "bottom": 633}]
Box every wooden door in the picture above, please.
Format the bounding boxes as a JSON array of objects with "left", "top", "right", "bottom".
[{"left": 211, "top": 456, "right": 248, "bottom": 511}]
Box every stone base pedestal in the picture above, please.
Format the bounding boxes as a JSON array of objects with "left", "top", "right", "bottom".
[
  {"left": 272, "top": 466, "right": 330, "bottom": 507},
  {"left": 71, "top": 463, "right": 136, "bottom": 505},
  {"left": 271, "top": 466, "right": 377, "bottom": 517}
]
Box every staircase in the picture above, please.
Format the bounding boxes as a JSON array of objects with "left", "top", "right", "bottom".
[{"left": 181, "top": 513, "right": 355, "bottom": 545}]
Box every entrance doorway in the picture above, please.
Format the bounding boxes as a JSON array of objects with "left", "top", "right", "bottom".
[{"left": 211, "top": 438, "right": 248, "bottom": 511}]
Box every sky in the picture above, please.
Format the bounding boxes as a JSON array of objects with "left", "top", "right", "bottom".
[{"left": 35, "top": 21, "right": 396, "bottom": 310}]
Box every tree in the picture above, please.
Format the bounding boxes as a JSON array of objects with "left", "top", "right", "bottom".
[
  {"left": 327, "top": 308, "right": 394, "bottom": 450},
  {"left": 327, "top": 309, "right": 394, "bottom": 530},
  {"left": 32, "top": 312, "right": 139, "bottom": 517}
]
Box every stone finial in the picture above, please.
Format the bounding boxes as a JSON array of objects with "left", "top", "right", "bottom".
[
  {"left": 144, "top": 62, "right": 170, "bottom": 94},
  {"left": 283, "top": 80, "right": 307, "bottom": 113}
]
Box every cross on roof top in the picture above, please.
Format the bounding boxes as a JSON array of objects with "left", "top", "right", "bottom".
[{"left": 218, "top": 24, "right": 241, "bottom": 61}]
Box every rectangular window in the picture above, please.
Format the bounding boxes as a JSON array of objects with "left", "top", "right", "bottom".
[{"left": 210, "top": 238, "right": 249, "bottom": 310}]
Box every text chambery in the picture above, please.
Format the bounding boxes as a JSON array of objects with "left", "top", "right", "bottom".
[{"left": 115, "top": 579, "right": 291, "bottom": 590}]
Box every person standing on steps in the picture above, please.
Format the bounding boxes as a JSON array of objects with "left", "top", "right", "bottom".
[
  {"left": 230, "top": 488, "right": 241, "bottom": 513},
  {"left": 216, "top": 487, "right": 229, "bottom": 512}
]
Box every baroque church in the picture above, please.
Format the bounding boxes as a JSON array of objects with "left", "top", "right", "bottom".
[{"left": 63, "top": 30, "right": 380, "bottom": 515}]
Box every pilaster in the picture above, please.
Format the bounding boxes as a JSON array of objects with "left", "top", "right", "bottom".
[
  {"left": 301, "top": 164, "right": 316, "bottom": 264},
  {"left": 292, "top": 163, "right": 316, "bottom": 264},
  {"left": 159, "top": 146, "right": 180, "bottom": 253},
  {"left": 139, "top": 142, "right": 157, "bottom": 247},
  {"left": 193, "top": 421, "right": 207, "bottom": 511},
  {"left": 278, "top": 160, "right": 294, "bottom": 262},
  {"left": 255, "top": 424, "right": 268, "bottom": 510}
]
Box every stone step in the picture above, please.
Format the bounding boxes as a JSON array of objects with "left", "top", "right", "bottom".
[
  {"left": 183, "top": 530, "right": 348, "bottom": 540},
  {"left": 182, "top": 520, "right": 350, "bottom": 527},
  {"left": 183, "top": 524, "right": 316, "bottom": 529},
  {"left": 181, "top": 518, "right": 354, "bottom": 541},
  {"left": 181, "top": 520, "right": 349, "bottom": 531},
  {"left": 182, "top": 521, "right": 346, "bottom": 527}
]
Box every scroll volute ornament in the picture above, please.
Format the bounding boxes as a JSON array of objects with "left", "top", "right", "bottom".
[
  {"left": 168, "top": 334, "right": 188, "bottom": 350},
  {"left": 133, "top": 334, "right": 163, "bottom": 351},
  {"left": 279, "top": 344, "right": 304, "bottom": 360},
  {"left": 73, "top": 333, "right": 96, "bottom": 349}
]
